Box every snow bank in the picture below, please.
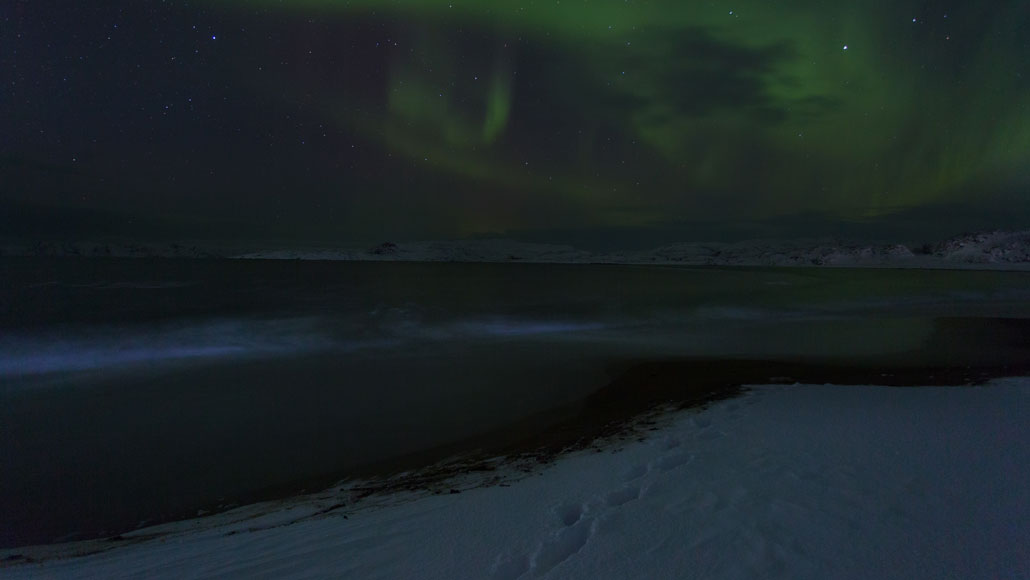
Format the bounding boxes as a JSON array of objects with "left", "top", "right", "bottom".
[{"left": 6, "top": 378, "right": 1027, "bottom": 579}]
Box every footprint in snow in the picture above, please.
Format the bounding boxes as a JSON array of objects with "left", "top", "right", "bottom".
[
  {"left": 491, "top": 500, "right": 591, "bottom": 578},
  {"left": 604, "top": 485, "right": 641, "bottom": 508},
  {"left": 494, "top": 428, "right": 700, "bottom": 575},
  {"left": 555, "top": 502, "right": 583, "bottom": 527},
  {"left": 530, "top": 517, "right": 596, "bottom": 576}
]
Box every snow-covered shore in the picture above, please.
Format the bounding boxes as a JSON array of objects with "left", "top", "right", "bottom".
[
  {"left": 234, "top": 230, "right": 1030, "bottom": 268},
  {"left": 4, "top": 230, "right": 1030, "bottom": 269},
  {"left": 6, "top": 379, "right": 1027, "bottom": 579}
]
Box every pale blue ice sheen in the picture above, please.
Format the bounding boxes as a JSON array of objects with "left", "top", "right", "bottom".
[
  {"left": 0, "top": 318, "right": 335, "bottom": 378},
  {"left": 0, "top": 315, "right": 607, "bottom": 379}
]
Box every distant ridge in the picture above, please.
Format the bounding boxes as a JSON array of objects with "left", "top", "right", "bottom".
[{"left": 4, "top": 230, "right": 1029, "bottom": 269}]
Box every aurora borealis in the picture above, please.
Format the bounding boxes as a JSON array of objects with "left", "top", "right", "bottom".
[{"left": 3, "top": 0, "right": 1028, "bottom": 245}]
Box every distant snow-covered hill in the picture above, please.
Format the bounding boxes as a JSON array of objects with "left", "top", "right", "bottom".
[
  {"left": 4, "top": 230, "right": 1028, "bottom": 269},
  {"left": 622, "top": 230, "right": 1030, "bottom": 267},
  {"left": 925, "top": 230, "right": 1030, "bottom": 264},
  {"left": 232, "top": 230, "right": 1030, "bottom": 269}
]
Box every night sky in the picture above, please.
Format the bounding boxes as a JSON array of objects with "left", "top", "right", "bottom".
[{"left": 3, "top": 0, "right": 1029, "bottom": 247}]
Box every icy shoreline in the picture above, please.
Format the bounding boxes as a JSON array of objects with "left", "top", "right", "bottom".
[
  {"left": 4, "top": 230, "right": 1029, "bottom": 269},
  {"left": 5, "top": 378, "right": 1028, "bottom": 579}
]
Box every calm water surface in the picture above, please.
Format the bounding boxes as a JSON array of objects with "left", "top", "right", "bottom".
[{"left": 2, "top": 257, "right": 1029, "bottom": 547}]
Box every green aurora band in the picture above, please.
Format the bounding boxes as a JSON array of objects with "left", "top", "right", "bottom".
[{"left": 211, "top": 0, "right": 1029, "bottom": 234}]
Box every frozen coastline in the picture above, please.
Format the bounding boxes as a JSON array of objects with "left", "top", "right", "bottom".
[
  {"left": 5, "top": 230, "right": 1030, "bottom": 269},
  {"left": 5, "top": 378, "right": 1028, "bottom": 579}
]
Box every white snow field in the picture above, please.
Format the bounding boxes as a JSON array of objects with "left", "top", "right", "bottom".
[{"left": 6, "top": 379, "right": 1028, "bottom": 579}]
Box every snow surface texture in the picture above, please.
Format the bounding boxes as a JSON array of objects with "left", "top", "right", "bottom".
[
  {"left": 5, "top": 230, "right": 1030, "bottom": 268},
  {"left": 6, "top": 379, "right": 1028, "bottom": 579}
]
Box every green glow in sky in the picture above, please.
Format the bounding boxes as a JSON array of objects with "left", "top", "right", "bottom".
[{"left": 209, "top": 0, "right": 1029, "bottom": 236}]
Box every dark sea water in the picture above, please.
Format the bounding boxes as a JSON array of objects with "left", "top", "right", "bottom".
[{"left": 2, "top": 257, "right": 1029, "bottom": 548}]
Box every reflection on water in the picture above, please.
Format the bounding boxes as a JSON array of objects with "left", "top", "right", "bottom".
[
  {"left": 1, "top": 258, "right": 1029, "bottom": 547},
  {"left": 0, "top": 318, "right": 333, "bottom": 378},
  {"left": 4, "top": 260, "right": 1029, "bottom": 382}
]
